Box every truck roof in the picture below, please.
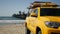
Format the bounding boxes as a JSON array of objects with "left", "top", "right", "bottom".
[{"left": 28, "top": 1, "right": 59, "bottom": 9}]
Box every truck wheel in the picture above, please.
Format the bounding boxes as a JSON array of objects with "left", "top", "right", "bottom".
[
  {"left": 36, "top": 27, "right": 42, "bottom": 34},
  {"left": 37, "top": 31, "right": 42, "bottom": 34},
  {"left": 25, "top": 23, "right": 31, "bottom": 34},
  {"left": 26, "top": 27, "right": 31, "bottom": 34}
]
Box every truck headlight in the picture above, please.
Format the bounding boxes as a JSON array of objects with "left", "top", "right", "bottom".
[{"left": 45, "top": 21, "right": 60, "bottom": 28}]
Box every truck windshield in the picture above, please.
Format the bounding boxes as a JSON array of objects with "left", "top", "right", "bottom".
[{"left": 40, "top": 8, "right": 60, "bottom": 16}]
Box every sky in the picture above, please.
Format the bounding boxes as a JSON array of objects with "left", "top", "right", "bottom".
[{"left": 0, "top": 0, "right": 60, "bottom": 16}]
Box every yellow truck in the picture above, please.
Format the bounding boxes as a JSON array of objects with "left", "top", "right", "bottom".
[{"left": 25, "top": 1, "right": 60, "bottom": 34}]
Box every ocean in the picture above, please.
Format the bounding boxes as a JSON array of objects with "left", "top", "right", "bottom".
[
  {"left": 0, "top": 16, "right": 24, "bottom": 20},
  {"left": 0, "top": 16, "right": 25, "bottom": 26}
]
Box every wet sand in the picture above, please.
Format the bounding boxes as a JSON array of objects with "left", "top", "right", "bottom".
[{"left": 0, "top": 23, "right": 26, "bottom": 34}]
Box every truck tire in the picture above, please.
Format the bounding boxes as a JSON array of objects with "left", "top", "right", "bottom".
[
  {"left": 36, "top": 27, "right": 42, "bottom": 34},
  {"left": 26, "top": 28, "right": 31, "bottom": 34},
  {"left": 25, "top": 23, "right": 31, "bottom": 34},
  {"left": 37, "top": 31, "right": 42, "bottom": 34}
]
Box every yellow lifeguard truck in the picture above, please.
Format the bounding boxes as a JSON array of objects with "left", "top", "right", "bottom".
[{"left": 25, "top": 1, "right": 60, "bottom": 34}]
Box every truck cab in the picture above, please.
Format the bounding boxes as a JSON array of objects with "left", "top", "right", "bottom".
[{"left": 25, "top": 1, "right": 60, "bottom": 34}]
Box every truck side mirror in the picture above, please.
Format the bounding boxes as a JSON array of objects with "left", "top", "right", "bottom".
[{"left": 30, "top": 13, "right": 37, "bottom": 17}]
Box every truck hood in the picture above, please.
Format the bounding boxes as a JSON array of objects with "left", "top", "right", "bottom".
[{"left": 44, "top": 16, "right": 60, "bottom": 22}]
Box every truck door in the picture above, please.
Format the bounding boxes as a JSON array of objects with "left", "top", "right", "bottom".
[{"left": 30, "top": 9, "right": 38, "bottom": 30}]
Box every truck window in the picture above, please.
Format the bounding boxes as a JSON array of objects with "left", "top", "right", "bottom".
[
  {"left": 40, "top": 8, "right": 60, "bottom": 16},
  {"left": 34, "top": 9, "right": 38, "bottom": 16}
]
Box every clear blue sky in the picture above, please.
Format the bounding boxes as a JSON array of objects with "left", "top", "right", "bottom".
[{"left": 0, "top": 0, "right": 60, "bottom": 16}]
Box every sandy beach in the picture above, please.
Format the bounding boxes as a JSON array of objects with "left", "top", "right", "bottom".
[{"left": 0, "top": 21, "right": 26, "bottom": 34}]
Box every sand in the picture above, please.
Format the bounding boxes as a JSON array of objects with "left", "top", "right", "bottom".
[{"left": 0, "top": 23, "right": 26, "bottom": 34}]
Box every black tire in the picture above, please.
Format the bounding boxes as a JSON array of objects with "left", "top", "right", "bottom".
[
  {"left": 37, "top": 31, "right": 42, "bottom": 34},
  {"left": 25, "top": 23, "right": 31, "bottom": 34},
  {"left": 36, "top": 27, "right": 42, "bottom": 34},
  {"left": 26, "top": 28, "right": 31, "bottom": 34}
]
